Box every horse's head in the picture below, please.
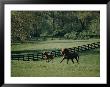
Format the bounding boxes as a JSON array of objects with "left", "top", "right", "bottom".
[
  {"left": 61, "top": 48, "right": 64, "bottom": 55},
  {"left": 61, "top": 48, "right": 69, "bottom": 55},
  {"left": 43, "top": 51, "right": 48, "bottom": 55}
]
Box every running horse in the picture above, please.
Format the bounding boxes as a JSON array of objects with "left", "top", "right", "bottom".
[
  {"left": 43, "top": 52, "right": 54, "bottom": 62},
  {"left": 60, "top": 48, "right": 79, "bottom": 64}
]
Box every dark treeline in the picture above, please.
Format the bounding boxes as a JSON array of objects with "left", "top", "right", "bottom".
[{"left": 11, "top": 11, "right": 100, "bottom": 42}]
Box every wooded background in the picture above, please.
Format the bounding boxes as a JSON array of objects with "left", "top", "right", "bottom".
[{"left": 11, "top": 11, "right": 100, "bottom": 42}]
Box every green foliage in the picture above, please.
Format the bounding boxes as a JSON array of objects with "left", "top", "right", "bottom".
[
  {"left": 11, "top": 11, "right": 100, "bottom": 42},
  {"left": 64, "top": 32, "right": 77, "bottom": 39},
  {"left": 11, "top": 11, "right": 36, "bottom": 42}
]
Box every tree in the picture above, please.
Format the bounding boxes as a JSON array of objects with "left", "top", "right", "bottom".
[{"left": 11, "top": 11, "right": 100, "bottom": 42}]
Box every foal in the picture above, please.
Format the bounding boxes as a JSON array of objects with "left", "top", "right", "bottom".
[
  {"left": 60, "top": 48, "right": 79, "bottom": 64},
  {"left": 43, "top": 52, "right": 54, "bottom": 62}
]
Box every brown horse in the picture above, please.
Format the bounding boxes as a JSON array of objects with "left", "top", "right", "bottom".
[
  {"left": 43, "top": 52, "right": 54, "bottom": 62},
  {"left": 60, "top": 48, "right": 79, "bottom": 64}
]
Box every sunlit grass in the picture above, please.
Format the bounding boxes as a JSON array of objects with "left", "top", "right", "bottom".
[{"left": 11, "top": 39, "right": 99, "bottom": 51}]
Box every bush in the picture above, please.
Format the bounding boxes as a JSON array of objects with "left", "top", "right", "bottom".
[{"left": 64, "top": 32, "right": 77, "bottom": 40}]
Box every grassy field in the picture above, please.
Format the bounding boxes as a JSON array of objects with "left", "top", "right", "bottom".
[
  {"left": 11, "top": 48, "right": 100, "bottom": 77},
  {"left": 11, "top": 39, "right": 100, "bottom": 51},
  {"left": 11, "top": 39, "right": 100, "bottom": 77}
]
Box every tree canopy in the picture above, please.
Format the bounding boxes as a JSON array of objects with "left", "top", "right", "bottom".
[{"left": 11, "top": 11, "right": 100, "bottom": 42}]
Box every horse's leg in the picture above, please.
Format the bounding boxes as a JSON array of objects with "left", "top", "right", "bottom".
[
  {"left": 49, "top": 59, "right": 52, "bottom": 62},
  {"left": 67, "top": 59, "right": 69, "bottom": 64},
  {"left": 75, "top": 56, "right": 79, "bottom": 64},
  {"left": 48, "top": 59, "right": 50, "bottom": 62},
  {"left": 52, "top": 59, "right": 53, "bottom": 63},
  {"left": 75, "top": 58, "right": 78, "bottom": 63},
  {"left": 49, "top": 58, "right": 53, "bottom": 62},
  {"left": 60, "top": 58, "right": 65, "bottom": 63},
  {"left": 46, "top": 59, "right": 48, "bottom": 62},
  {"left": 71, "top": 58, "right": 74, "bottom": 64}
]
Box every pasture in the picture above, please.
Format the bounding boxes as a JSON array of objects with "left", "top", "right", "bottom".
[
  {"left": 11, "top": 39, "right": 99, "bottom": 51},
  {"left": 11, "top": 39, "right": 100, "bottom": 77},
  {"left": 11, "top": 48, "right": 100, "bottom": 77}
]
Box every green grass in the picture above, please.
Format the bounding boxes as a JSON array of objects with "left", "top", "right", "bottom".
[
  {"left": 11, "top": 39, "right": 100, "bottom": 77},
  {"left": 11, "top": 48, "right": 100, "bottom": 77},
  {"left": 11, "top": 39, "right": 99, "bottom": 51}
]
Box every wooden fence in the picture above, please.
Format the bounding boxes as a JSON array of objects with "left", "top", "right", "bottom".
[{"left": 11, "top": 42, "right": 100, "bottom": 61}]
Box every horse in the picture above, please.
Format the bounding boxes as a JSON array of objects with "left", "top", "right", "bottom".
[
  {"left": 60, "top": 48, "right": 79, "bottom": 64},
  {"left": 43, "top": 52, "right": 54, "bottom": 62}
]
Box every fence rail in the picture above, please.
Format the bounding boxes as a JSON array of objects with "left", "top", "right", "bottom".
[{"left": 11, "top": 42, "right": 100, "bottom": 61}]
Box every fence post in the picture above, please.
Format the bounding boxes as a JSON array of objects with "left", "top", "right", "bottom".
[
  {"left": 11, "top": 42, "right": 100, "bottom": 61},
  {"left": 42, "top": 53, "right": 44, "bottom": 59}
]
